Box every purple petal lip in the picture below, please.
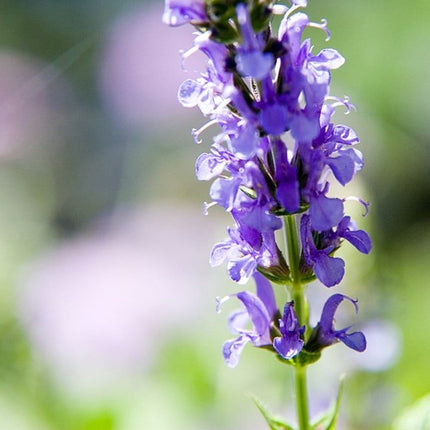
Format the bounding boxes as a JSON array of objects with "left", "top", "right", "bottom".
[
  {"left": 308, "top": 294, "right": 367, "bottom": 352},
  {"left": 273, "top": 302, "right": 305, "bottom": 360}
]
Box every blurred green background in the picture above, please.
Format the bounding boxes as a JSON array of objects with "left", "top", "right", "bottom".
[{"left": 0, "top": 1, "right": 429, "bottom": 429}]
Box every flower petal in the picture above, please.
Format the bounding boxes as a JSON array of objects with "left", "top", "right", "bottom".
[
  {"left": 312, "top": 49, "right": 345, "bottom": 70},
  {"left": 309, "top": 194, "right": 344, "bottom": 231},
  {"left": 195, "top": 153, "right": 226, "bottom": 180},
  {"left": 319, "top": 294, "right": 357, "bottom": 333},
  {"left": 162, "top": 0, "right": 206, "bottom": 26},
  {"left": 222, "top": 336, "right": 250, "bottom": 368},
  {"left": 273, "top": 302, "right": 304, "bottom": 359},
  {"left": 236, "top": 291, "right": 271, "bottom": 337},
  {"left": 273, "top": 334, "right": 304, "bottom": 359},
  {"left": 337, "top": 331, "right": 366, "bottom": 352},
  {"left": 343, "top": 229, "right": 372, "bottom": 254},
  {"left": 177, "top": 79, "right": 202, "bottom": 107},
  {"left": 210, "top": 241, "right": 231, "bottom": 266},
  {"left": 230, "top": 122, "right": 259, "bottom": 159},
  {"left": 227, "top": 309, "right": 249, "bottom": 334},
  {"left": 328, "top": 154, "right": 355, "bottom": 186},
  {"left": 314, "top": 252, "right": 345, "bottom": 287},
  {"left": 260, "top": 103, "right": 289, "bottom": 136},
  {"left": 228, "top": 256, "right": 257, "bottom": 284},
  {"left": 236, "top": 50, "right": 274, "bottom": 80},
  {"left": 209, "top": 177, "right": 241, "bottom": 211},
  {"left": 253, "top": 272, "right": 277, "bottom": 318}
]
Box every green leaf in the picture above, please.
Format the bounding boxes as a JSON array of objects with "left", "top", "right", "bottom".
[
  {"left": 312, "top": 376, "right": 345, "bottom": 430},
  {"left": 270, "top": 204, "right": 310, "bottom": 216},
  {"left": 211, "top": 22, "right": 239, "bottom": 44},
  {"left": 240, "top": 185, "right": 257, "bottom": 199},
  {"left": 250, "top": 2, "right": 271, "bottom": 33},
  {"left": 256, "top": 244, "right": 291, "bottom": 284},
  {"left": 393, "top": 393, "right": 430, "bottom": 430},
  {"left": 251, "top": 395, "right": 295, "bottom": 430},
  {"left": 257, "top": 264, "right": 290, "bottom": 285}
]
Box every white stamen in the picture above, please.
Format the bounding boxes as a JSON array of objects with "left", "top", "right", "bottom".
[
  {"left": 191, "top": 119, "right": 219, "bottom": 144},
  {"left": 284, "top": 4, "right": 301, "bottom": 20},
  {"left": 180, "top": 45, "right": 199, "bottom": 71},
  {"left": 325, "top": 96, "right": 356, "bottom": 114},
  {"left": 203, "top": 201, "right": 217, "bottom": 215},
  {"left": 344, "top": 196, "right": 370, "bottom": 216},
  {"left": 308, "top": 19, "right": 331, "bottom": 41},
  {"left": 216, "top": 295, "right": 232, "bottom": 313},
  {"left": 214, "top": 97, "right": 232, "bottom": 114}
]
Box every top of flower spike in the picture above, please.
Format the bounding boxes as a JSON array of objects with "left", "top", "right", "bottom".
[
  {"left": 234, "top": 3, "right": 274, "bottom": 80},
  {"left": 165, "top": 0, "right": 370, "bottom": 371},
  {"left": 162, "top": 0, "right": 207, "bottom": 26}
]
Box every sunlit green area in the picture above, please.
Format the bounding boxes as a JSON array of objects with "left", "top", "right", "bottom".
[{"left": 0, "top": 1, "right": 429, "bottom": 429}]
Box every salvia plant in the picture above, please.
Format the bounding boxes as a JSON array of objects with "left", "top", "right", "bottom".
[{"left": 163, "top": 0, "right": 372, "bottom": 429}]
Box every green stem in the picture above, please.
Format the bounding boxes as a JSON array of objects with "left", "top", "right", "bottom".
[
  {"left": 284, "top": 215, "right": 308, "bottom": 326},
  {"left": 284, "top": 215, "right": 310, "bottom": 430},
  {"left": 295, "top": 366, "right": 310, "bottom": 430},
  {"left": 284, "top": 215, "right": 300, "bottom": 287}
]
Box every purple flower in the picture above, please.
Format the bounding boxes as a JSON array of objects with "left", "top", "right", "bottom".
[
  {"left": 273, "top": 302, "right": 305, "bottom": 359},
  {"left": 311, "top": 118, "right": 363, "bottom": 187},
  {"left": 300, "top": 213, "right": 371, "bottom": 287},
  {"left": 234, "top": 4, "right": 274, "bottom": 80},
  {"left": 193, "top": 32, "right": 232, "bottom": 84},
  {"left": 276, "top": 11, "right": 342, "bottom": 144},
  {"left": 279, "top": 12, "right": 309, "bottom": 63},
  {"left": 327, "top": 149, "right": 360, "bottom": 186},
  {"left": 162, "top": 0, "right": 207, "bottom": 27},
  {"left": 166, "top": 0, "right": 371, "bottom": 370},
  {"left": 227, "top": 119, "right": 260, "bottom": 159},
  {"left": 306, "top": 294, "right": 366, "bottom": 352},
  {"left": 210, "top": 224, "right": 280, "bottom": 285},
  {"left": 195, "top": 151, "right": 228, "bottom": 181},
  {"left": 220, "top": 273, "right": 277, "bottom": 367},
  {"left": 336, "top": 216, "right": 372, "bottom": 254},
  {"left": 309, "top": 193, "right": 344, "bottom": 232},
  {"left": 301, "top": 214, "right": 345, "bottom": 287},
  {"left": 259, "top": 101, "right": 290, "bottom": 136},
  {"left": 210, "top": 176, "right": 242, "bottom": 211}
]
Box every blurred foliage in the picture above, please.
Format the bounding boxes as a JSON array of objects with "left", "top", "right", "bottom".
[{"left": 393, "top": 393, "right": 430, "bottom": 430}]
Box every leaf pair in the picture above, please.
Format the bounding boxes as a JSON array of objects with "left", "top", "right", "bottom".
[{"left": 252, "top": 377, "right": 344, "bottom": 430}]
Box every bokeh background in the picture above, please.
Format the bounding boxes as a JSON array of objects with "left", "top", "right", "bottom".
[{"left": 0, "top": 1, "right": 429, "bottom": 429}]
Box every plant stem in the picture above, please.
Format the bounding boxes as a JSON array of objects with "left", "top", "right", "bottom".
[
  {"left": 284, "top": 215, "right": 300, "bottom": 287},
  {"left": 284, "top": 215, "right": 308, "bottom": 326},
  {"left": 295, "top": 366, "right": 310, "bottom": 430},
  {"left": 284, "top": 215, "right": 310, "bottom": 430}
]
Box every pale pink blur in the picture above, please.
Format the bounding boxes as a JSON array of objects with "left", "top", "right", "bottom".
[
  {"left": 17, "top": 203, "right": 222, "bottom": 398},
  {"left": 99, "top": 2, "right": 206, "bottom": 127}
]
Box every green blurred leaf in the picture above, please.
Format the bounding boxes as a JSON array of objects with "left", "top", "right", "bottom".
[
  {"left": 250, "top": 2, "right": 271, "bottom": 33},
  {"left": 393, "top": 393, "right": 430, "bottom": 430},
  {"left": 312, "top": 377, "right": 344, "bottom": 430},
  {"left": 251, "top": 395, "right": 295, "bottom": 430},
  {"left": 155, "top": 338, "right": 216, "bottom": 409},
  {"left": 82, "top": 412, "right": 115, "bottom": 430}
]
